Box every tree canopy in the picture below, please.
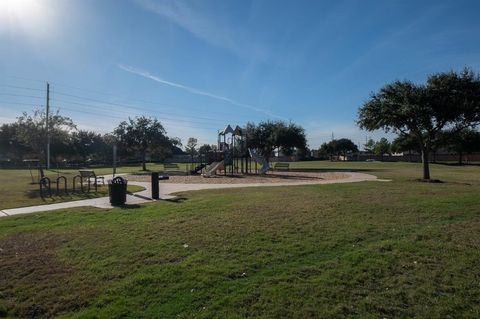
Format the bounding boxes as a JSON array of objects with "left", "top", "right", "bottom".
[
  {"left": 15, "top": 109, "right": 76, "bottom": 162},
  {"left": 358, "top": 68, "right": 480, "bottom": 179},
  {"left": 71, "top": 130, "right": 109, "bottom": 162},
  {"left": 320, "top": 138, "right": 358, "bottom": 158},
  {"left": 246, "top": 121, "right": 307, "bottom": 161},
  {"left": 185, "top": 137, "right": 198, "bottom": 158},
  {"left": 113, "top": 116, "right": 171, "bottom": 170},
  {"left": 198, "top": 144, "right": 213, "bottom": 155}
]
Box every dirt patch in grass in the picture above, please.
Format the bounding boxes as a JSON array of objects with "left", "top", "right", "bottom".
[{"left": 0, "top": 232, "right": 98, "bottom": 318}]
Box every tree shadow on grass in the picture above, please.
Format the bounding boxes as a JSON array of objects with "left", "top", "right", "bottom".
[
  {"left": 163, "top": 196, "right": 187, "bottom": 203},
  {"left": 291, "top": 168, "right": 376, "bottom": 172},
  {"left": 118, "top": 204, "right": 142, "bottom": 209},
  {"left": 433, "top": 162, "right": 480, "bottom": 167},
  {"left": 23, "top": 189, "right": 106, "bottom": 201}
]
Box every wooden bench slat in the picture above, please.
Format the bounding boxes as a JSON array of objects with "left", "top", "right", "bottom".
[
  {"left": 273, "top": 163, "right": 290, "bottom": 171},
  {"left": 163, "top": 164, "right": 181, "bottom": 171}
]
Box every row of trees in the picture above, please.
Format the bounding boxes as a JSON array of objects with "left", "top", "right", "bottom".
[
  {"left": 318, "top": 130, "right": 480, "bottom": 163},
  {"left": 0, "top": 111, "right": 184, "bottom": 170},
  {"left": 391, "top": 129, "right": 480, "bottom": 163},
  {"left": 0, "top": 109, "right": 309, "bottom": 170}
]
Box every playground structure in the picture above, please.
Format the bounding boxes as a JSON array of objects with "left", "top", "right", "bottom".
[{"left": 200, "top": 124, "right": 269, "bottom": 177}]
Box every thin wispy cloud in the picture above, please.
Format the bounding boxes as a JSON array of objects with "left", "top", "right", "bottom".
[
  {"left": 118, "top": 64, "right": 283, "bottom": 119},
  {"left": 132, "top": 0, "right": 267, "bottom": 61}
]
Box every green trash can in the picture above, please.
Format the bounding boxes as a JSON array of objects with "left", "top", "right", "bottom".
[{"left": 108, "top": 176, "right": 127, "bottom": 206}]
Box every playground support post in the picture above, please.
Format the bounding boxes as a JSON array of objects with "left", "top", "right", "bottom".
[{"left": 113, "top": 145, "right": 117, "bottom": 178}]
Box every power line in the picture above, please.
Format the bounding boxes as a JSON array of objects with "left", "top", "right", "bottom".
[
  {"left": 51, "top": 97, "right": 231, "bottom": 124},
  {"left": 58, "top": 106, "right": 220, "bottom": 131},
  {"left": 0, "top": 99, "right": 225, "bottom": 131},
  {"left": 0, "top": 75, "right": 277, "bottom": 131},
  {"left": 53, "top": 104, "right": 228, "bottom": 127},
  {"left": 0, "top": 93, "right": 44, "bottom": 99},
  {"left": 0, "top": 101, "right": 43, "bottom": 107},
  {"left": 0, "top": 84, "right": 44, "bottom": 92},
  {"left": 52, "top": 91, "right": 258, "bottom": 122},
  {"left": 1, "top": 75, "right": 271, "bottom": 122}
]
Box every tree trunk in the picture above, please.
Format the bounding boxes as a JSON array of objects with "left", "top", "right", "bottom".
[
  {"left": 421, "top": 148, "right": 430, "bottom": 180},
  {"left": 458, "top": 151, "right": 463, "bottom": 165}
]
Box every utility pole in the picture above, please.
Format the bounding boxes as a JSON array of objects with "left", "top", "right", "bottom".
[
  {"left": 46, "top": 82, "right": 50, "bottom": 169},
  {"left": 113, "top": 145, "right": 117, "bottom": 177}
]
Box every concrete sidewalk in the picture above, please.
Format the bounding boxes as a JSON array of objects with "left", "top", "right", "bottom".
[{"left": 1, "top": 172, "right": 388, "bottom": 218}]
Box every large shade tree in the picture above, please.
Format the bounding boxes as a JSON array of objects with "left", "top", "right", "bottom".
[
  {"left": 320, "top": 138, "right": 358, "bottom": 159},
  {"left": 358, "top": 68, "right": 480, "bottom": 180},
  {"left": 246, "top": 121, "right": 307, "bottom": 162},
  {"left": 113, "top": 116, "right": 171, "bottom": 171},
  {"left": 0, "top": 123, "right": 28, "bottom": 161},
  {"left": 15, "top": 109, "right": 76, "bottom": 163},
  {"left": 71, "top": 130, "right": 110, "bottom": 162}
]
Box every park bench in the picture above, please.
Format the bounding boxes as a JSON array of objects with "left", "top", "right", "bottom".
[
  {"left": 273, "top": 162, "right": 290, "bottom": 171},
  {"left": 79, "top": 170, "right": 105, "bottom": 185},
  {"left": 163, "top": 163, "right": 182, "bottom": 172}
]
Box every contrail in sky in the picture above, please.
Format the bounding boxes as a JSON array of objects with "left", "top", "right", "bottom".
[{"left": 118, "top": 64, "right": 283, "bottom": 119}]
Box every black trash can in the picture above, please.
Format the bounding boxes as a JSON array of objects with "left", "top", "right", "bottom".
[{"left": 108, "top": 176, "right": 127, "bottom": 206}]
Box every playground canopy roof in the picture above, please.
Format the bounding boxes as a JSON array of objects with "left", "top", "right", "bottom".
[
  {"left": 220, "top": 125, "right": 234, "bottom": 135},
  {"left": 219, "top": 124, "right": 244, "bottom": 136}
]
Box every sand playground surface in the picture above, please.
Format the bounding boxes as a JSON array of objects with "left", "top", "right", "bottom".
[{"left": 127, "top": 171, "right": 350, "bottom": 184}]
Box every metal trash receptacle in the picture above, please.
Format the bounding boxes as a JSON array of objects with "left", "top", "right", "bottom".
[{"left": 108, "top": 176, "right": 127, "bottom": 206}]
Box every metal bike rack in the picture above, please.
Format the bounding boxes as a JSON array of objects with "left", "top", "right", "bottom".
[
  {"left": 56, "top": 176, "right": 68, "bottom": 195},
  {"left": 72, "top": 175, "right": 84, "bottom": 193}
]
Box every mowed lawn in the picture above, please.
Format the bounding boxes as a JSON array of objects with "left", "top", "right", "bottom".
[{"left": 1, "top": 162, "right": 480, "bottom": 318}]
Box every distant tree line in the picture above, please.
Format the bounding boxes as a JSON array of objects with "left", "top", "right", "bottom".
[
  {"left": 0, "top": 111, "right": 311, "bottom": 170},
  {"left": 0, "top": 110, "right": 183, "bottom": 170},
  {"left": 317, "top": 130, "right": 480, "bottom": 164}
]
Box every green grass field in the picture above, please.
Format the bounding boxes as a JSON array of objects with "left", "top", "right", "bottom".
[
  {"left": 0, "top": 169, "right": 145, "bottom": 210},
  {"left": 0, "top": 162, "right": 479, "bottom": 318}
]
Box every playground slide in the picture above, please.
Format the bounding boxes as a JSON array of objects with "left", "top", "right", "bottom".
[
  {"left": 202, "top": 160, "right": 225, "bottom": 177},
  {"left": 248, "top": 148, "right": 269, "bottom": 174}
]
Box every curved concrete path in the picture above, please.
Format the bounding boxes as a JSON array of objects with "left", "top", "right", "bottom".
[{"left": 1, "top": 172, "right": 389, "bottom": 218}]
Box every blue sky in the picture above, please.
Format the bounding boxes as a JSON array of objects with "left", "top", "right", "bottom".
[{"left": 1, "top": 0, "right": 479, "bottom": 148}]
